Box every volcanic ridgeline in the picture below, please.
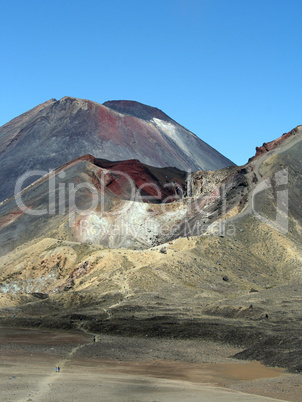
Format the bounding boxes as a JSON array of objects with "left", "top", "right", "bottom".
[{"left": 0, "top": 96, "right": 234, "bottom": 203}]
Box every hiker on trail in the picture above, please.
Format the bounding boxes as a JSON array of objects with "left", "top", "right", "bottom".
[
  {"left": 55, "top": 367, "right": 58, "bottom": 373},
  {"left": 58, "top": 366, "right": 60, "bottom": 373},
  {"left": 93, "top": 336, "right": 96, "bottom": 342}
]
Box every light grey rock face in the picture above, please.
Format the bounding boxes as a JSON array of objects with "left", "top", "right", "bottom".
[{"left": 0, "top": 97, "right": 234, "bottom": 202}]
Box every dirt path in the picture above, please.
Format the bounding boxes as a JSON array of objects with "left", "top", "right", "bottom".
[
  {"left": 1, "top": 327, "right": 299, "bottom": 401},
  {"left": 24, "top": 336, "right": 93, "bottom": 401},
  {"left": 23, "top": 364, "right": 286, "bottom": 402}
]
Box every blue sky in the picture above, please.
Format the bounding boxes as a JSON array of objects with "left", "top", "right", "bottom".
[{"left": 1, "top": 0, "right": 301, "bottom": 165}]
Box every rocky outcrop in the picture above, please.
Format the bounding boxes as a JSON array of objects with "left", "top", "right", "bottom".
[{"left": 250, "top": 125, "right": 302, "bottom": 161}]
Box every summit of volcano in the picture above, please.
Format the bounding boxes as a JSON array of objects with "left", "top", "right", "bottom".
[{"left": 0, "top": 97, "right": 234, "bottom": 203}]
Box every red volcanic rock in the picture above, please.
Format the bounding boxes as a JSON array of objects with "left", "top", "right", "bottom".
[
  {"left": 54, "top": 154, "right": 187, "bottom": 202},
  {"left": 91, "top": 158, "right": 187, "bottom": 202},
  {"left": 0, "top": 210, "right": 24, "bottom": 231},
  {"left": 0, "top": 153, "right": 188, "bottom": 255},
  {"left": 250, "top": 126, "right": 301, "bottom": 161}
]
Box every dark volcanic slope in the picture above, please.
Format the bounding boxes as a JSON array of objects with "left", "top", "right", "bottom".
[
  {"left": 0, "top": 97, "right": 234, "bottom": 202},
  {"left": 103, "top": 100, "right": 173, "bottom": 121}
]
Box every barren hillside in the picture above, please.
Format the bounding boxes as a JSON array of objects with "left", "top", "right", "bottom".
[{"left": 0, "top": 124, "right": 301, "bottom": 372}]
